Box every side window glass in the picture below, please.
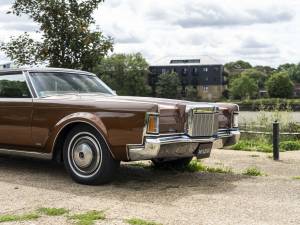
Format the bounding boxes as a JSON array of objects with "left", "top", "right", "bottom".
[{"left": 0, "top": 74, "right": 31, "bottom": 98}]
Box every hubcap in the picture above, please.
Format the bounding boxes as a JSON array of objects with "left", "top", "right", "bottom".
[
  {"left": 73, "top": 143, "right": 93, "bottom": 168},
  {"left": 69, "top": 133, "right": 102, "bottom": 176}
]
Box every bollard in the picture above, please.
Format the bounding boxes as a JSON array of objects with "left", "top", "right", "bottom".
[{"left": 273, "top": 121, "right": 280, "bottom": 160}]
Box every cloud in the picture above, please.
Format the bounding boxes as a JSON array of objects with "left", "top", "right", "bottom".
[{"left": 175, "top": 4, "right": 293, "bottom": 28}]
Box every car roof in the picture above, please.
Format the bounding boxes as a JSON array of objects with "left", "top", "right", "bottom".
[{"left": 0, "top": 67, "right": 95, "bottom": 76}]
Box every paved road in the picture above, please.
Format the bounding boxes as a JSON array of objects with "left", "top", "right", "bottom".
[{"left": 0, "top": 150, "right": 300, "bottom": 225}]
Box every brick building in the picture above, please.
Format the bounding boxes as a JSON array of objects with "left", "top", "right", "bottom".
[{"left": 149, "top": 56, "right": 228, "bottom": 100}]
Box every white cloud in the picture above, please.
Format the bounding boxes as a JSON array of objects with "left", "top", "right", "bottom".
[{"left": 0, "top": 0, "right": 300, "bottom": 67}]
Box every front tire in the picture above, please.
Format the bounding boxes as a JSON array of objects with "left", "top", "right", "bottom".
[
  {"left": 151, "top": 157, "right": 193, "bottom": 169},
  {"left": 63, "top": 124, "right": 119, "bottom": 185}
]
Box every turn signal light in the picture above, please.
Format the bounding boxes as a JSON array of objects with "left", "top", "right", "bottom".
[{"left": 146, "top": 113, "right": 159, "bottom": 134}]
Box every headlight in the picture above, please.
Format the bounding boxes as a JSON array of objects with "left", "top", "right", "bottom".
[
  {"left": 146, "top": 112, "right": 159, "bottom": 134},
  {"left": 233, "top": 112, "right": 239, "bottom": 128}
]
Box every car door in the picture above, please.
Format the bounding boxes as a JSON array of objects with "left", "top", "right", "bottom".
[{"left": 0, "top": 72, "right": 33, "bottom": 148}]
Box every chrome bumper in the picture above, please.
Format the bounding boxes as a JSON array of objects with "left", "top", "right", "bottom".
[{"left": 127, "top": 130, "right": 240, "bottom": 161}]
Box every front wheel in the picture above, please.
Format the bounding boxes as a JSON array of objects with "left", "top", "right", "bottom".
[
  {"left": 63, "top": 124, "right": 120, "bottom": 185},
  {"left": 151, "top": 157, "right": 193, "bottom": 169}
]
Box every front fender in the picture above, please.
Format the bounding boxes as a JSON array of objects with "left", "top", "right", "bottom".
[{"left": 44, "top": 112, "right": 114, "bottom": 158}]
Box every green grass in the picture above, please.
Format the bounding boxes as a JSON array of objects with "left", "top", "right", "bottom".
[
  {"left": 69, "top": 210, "right": 105, "bottom": 225},
  {"left": 280, "top": 141, "right": 300, "bottom": 151},
  {"left": 126, "top": 218, "right": 162, "bottom": 225},
  {"left": 292, "top": 176, "right": 300, "bottom": 180},
  {"left": 232, "top": 140, "right": 272, "bottom": 153},
  {"left": 38, "top": 207, "right": 69, "bottom": 216},
  {"left": 242, "top": 167, "right": 264, "bottom": 176},
  {"left": 185, "top": 160, "right": 232, "bottom": 174},
  {"left": 0, "top": 213, "right": 40, "bottom": 223},
  {"left": 250, "top": 154, "right": 260, "bottom": 157}
]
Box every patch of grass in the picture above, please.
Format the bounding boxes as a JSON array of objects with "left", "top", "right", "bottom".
[
  {"left": 292, "top": 176, "right": 300, "bottom": 180},
  {"left": 185, "top": 160, "right": 232, "bottom": 174},
  {"left": 0, "top": 213, "right": 40, "bottom": 223},
  {"left": 38, "top": 207, "right": 69, "bottom": 216},
  {"left": 130, "top": 162, "right": 151, "bottom": 169},
  {"left": 242, "top": 167, "right": 264, "bottom": 176},
  {"left": 69, "top": 210, "right": 105, "bottom": 225},
  {"left": 250, "top": 154, "right": 260, "bottom": 157},
  {"left": 280, "top": 141, "right": 300, "bottom": 151},
  {"left": 126, "top": 218, "right": 162, "bottom": 225},
  {"left": 232, "top": 140, "right": 272, "bottom": 153}
]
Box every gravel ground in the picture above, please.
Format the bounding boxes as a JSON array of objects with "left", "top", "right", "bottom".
[{"left": 0, "top": 149, "right": 300, "bottom": 225}]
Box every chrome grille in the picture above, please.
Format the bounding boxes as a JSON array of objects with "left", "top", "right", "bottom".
[{"left": 187, "top": 107, "right": 218, "bottom": 137}]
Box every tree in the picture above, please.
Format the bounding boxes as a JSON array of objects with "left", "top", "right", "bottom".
[
  {"left": 185, "top": 86, "right": 199, "bottom": 101},
  {"left": 277, "top": 63, "right": 296, "bottom": 72},
  {"left": 225, "top": 60, "right": 252, "bottom": 72},
  {"left": 240, "top": 68, "right": 268, "bottom": 89},
  {"left": 266, "top": 72, "right": 294, "bottom": 98},
  {"left": 0, "top": 0, "right": 113, "bottom": 71},
  {"left": 156, "top": 72, "right": 181, "bottom": 99},
  {"left": 229, "top": 75, "right": 258, "bottom": 100},
  {"left": 94, "top": 53, "right": 151, "bottom": 96},
  {"left": 288, "top": 63, "right": 300, "bottom": 83}
]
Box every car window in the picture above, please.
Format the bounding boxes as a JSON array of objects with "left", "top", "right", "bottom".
[
  {"left": 29, "top": 72, "right": 114, "bottom": 97},
  {"left": 0, "top": 74, "right": 31, "bottom": 98}
]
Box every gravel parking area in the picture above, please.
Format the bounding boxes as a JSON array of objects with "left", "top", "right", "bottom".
[{"left": 0, "top": 149, "right": 300, "bottom": 225}]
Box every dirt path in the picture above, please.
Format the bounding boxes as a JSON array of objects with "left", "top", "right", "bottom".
[{"left": 0, "top": 150, "right": 299, "bottom": 225}]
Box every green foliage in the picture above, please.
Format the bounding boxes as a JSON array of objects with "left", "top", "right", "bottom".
[
  {"left": 232, "top": 140, "right": 272, "bottom": 153},
  {"left": 242, "top": 167, "right": 264, "bottom": 176},
  {"left": 156, "top": 72, "right": 181, "bottom": 99},
  {"left": 229, "top": 74, "right": 258, "bottom": 100},
  {"left": 185, "top": 160, "right": 232, "bottom": 174},
  {"left": 277, "top": 63, "right": 296, "bottom": 72},
  {"left": 288, "top": 63, "right": 300, "bottom": 83},
  {"left": 69, "top": 210, "right": 105, "bottom": 225},
  {"left": 225, "top": 60, "right": 252, "bottom": 72},
  {"left": 95, "top": 53, "right": 150, "bottom": 96},
  {"left": 241, "top": 68, "right": 268, "bottom": 89},
  {"left": 266, "top": 72, "right": 293, "bottom": 98},
  {"left": 38, "top": 207, "right": 69, "bottom": 216},
  {"left": 0, "top": 213, "right": 39, "bottom": 223},
  {"left": 126, "top": 218, "right": 162, "bottom": 225},
  {"left": 1, "top": 0, "right": 113, "bottom": 70},
  {"left": 185, "top": 86, "right": 199, "bottom": 101},
  {"left": 292, "top": 176, "right": 300, "bottom": 180},
  {"left": 280, "top": 141, "right": 300, "bottom": 151}
]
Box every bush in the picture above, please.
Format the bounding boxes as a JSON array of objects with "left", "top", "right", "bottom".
[
  {"left": 280, "top": 141, "right": 300, "bottom": 151},
  {"left": 156, "top": 72, "right": 181, "bottom": 99},
  {"left": 266, "top": 72, "right": 294, "bottom": 98}
]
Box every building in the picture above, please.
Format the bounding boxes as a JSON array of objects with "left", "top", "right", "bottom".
[
  {"left": 149, "top": 56, "right": 228, "bottom": 100},
  {"left": 0, "top": 62, "right": 14, "bottom": 69}
]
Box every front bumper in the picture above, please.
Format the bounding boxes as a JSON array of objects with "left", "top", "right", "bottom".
[{"left": 127, "top": 129, "right": 240, "bottom": 161}]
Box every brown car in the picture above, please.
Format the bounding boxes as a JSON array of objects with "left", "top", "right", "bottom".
[{"left": 0, "top": 68, "right": 240, "bottom": 184}]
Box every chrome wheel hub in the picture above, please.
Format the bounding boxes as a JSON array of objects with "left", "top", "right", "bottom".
[
  {"left": 69, "top": 133, "right": 102, "bottom": 177},
  {"left": 73, "top": 143, "right": 93, "bottom": 168}
]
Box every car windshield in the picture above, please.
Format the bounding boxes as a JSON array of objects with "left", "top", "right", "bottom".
[{"left": 29, "top": 72, "right": 115, "bottom": 98}]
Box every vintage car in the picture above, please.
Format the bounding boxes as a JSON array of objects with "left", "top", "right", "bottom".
[{"left": 0, "top": 68, "right": 240, "bottom": 184}]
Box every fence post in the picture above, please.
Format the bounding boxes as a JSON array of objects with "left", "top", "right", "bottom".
[{"left": 273, "top": 121, "right": 280, "bottom": 160}]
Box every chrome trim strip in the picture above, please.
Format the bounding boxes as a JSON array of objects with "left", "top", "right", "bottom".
[{"left": 0, "top": 148, "right": 52, "bottom": 160}]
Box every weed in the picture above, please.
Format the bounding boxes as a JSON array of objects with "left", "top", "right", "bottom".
[
  {"left": 126, "top": 218, "right": 162, "bottom": 225},
  {"left": 242, "top": 167, "right": 264, "bottom": 176},
  {"left": 69, "top": 210, "right": 105, "bottom": 225},
  {"left": 38, "top": 207, "right": 69, "bottom": 216},
  {"left": 0, "top": 213, "right": 39, "bottom": 223},
  {"left": 292, "top": 176, "right": 300, "bottom": 180}
]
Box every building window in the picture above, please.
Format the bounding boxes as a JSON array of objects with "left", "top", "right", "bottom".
[
  {"left": 205, "top": 77, "right": 209, "bottom": 81},
  {"left": 192, "top": 68, "right": 198, "bottom": 74},
  {"left": 162, "top": 68, "right": 167, "bottom": 74},
  {"left": 203, "top": 67, "right": 208, "bottom": 72},
  {"left": 203, "top": 86, "right": 208, "bottom": 92},
  {"left": 182, "top": 68, "right": 188, "bottom": 74}
]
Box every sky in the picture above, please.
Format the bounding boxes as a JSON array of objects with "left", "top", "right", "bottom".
[{"left": 0, "top": 0, "right": 299, "bottom": 67}]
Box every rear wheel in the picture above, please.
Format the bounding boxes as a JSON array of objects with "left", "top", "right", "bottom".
[
  {"left": 151, "top": 157, "right": 193, "bottom": 169},
  {"left": 63, "top": 124, "right": 119, "bottom": 185}
]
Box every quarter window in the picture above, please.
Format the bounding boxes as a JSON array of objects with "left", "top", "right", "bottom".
[{"left": 0, "top": 74, "right": 31, "bottom": 98}]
